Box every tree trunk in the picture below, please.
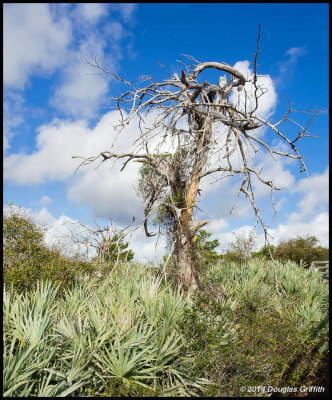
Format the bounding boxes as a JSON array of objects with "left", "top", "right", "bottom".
[
  {"left": 174, "top": 229, "right": 198, "bottom": 295},
  {"left": 173, "top": 219, "right": 208, "bottom": 295},
  {"left": 173, "top": 114, "right": 212, "bottom": 295}
]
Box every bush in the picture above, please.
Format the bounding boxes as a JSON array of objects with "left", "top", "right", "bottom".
[
  {"left": 103, "top": 234, "right": 134, "bottom": 263},
  {"left": 3, "top": 265, "right": 208, "bottom": 397},
  {"left": 3, "top": 205, "right": 96, "bottom": 293},
  {"left": 180, "top": 259, "right": 329, "bottom": 396},
  {"left": 274, "top": 235, "right": 329, "bottom": 266},
  {"left": 194, "top": 229, "right": 223, "bottom": 268},
  {"left": 223, "top": 230, "right": 256, "bottom": 264}
]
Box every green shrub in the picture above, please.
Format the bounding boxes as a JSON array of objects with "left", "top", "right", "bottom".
[
  {"left": 3, "top": 264, "right": 209, "bottom": 397},
  {"left": 103, "top": 234, "right": 134, "bottom": 263},
  {"left": 274, "top": 235, "right": 329, "bottom": 266},
  {"left": 194, "top": 229, "right": 223, "bottom": 268},
  {"left": 180, "top": 259, "right": 329, "bottom": 396},
  {"left": 3, "top": 205, "right": 96, "bottom": 293}
]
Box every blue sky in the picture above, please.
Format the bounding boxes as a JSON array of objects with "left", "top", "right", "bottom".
[{"left": 3, "top": 3, "right": 329, "bottom": 261}]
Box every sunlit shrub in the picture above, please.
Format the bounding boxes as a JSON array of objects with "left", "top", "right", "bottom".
[
  {"left": 3, "top": 205, "right": 96, "bottom": 293},
  {"left": 180, "top": 259, "right": 329, "bottom": 396},
  {"left": 3, "top": 264, "right": 209, "bottom": 397}
]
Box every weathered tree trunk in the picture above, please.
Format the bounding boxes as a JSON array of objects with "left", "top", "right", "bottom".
[
  {"left": 174, "top": 218, "right": 208, "bottom": 294},
  {"left": 75, "top": 55, "right": 318, "bottom": 300},
  {"left": 174, "top": 232, "right": 198, "bottom": 295},
  {"left": 173, "top": 114, "right": 212, "bottom": 294}
]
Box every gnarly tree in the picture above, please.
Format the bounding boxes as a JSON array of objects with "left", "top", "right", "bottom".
[
  {"left": 74, "top": 31, "right": 324, "bottom": 295},
  {"left": 63, "top": 217, "right": 135, "bottom": 269}
]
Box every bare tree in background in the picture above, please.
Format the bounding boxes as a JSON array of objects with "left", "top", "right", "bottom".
[
  {"left": 74, "top": 27, "right": 324, "bottom": 295},
  {"left": 63, "top": 218, "right": 135, "bottom": 272},
  {"left": 226, "top": 230, "right": 257, "bottom": 267}
]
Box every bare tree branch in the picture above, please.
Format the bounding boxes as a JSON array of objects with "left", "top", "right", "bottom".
[{"left": 73, "top": 51, "right": 324, "bottom": 294}]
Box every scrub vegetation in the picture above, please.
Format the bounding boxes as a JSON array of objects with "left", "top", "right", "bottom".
[{"left": 3, "top": 207, "right": 329, "bottom": 397}]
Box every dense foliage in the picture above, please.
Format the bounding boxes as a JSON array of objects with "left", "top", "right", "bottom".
[
  {"left": 103, "top": 235, "right": 134, "bottom": 263},
  {"left": 274, "top": 235, "right": 329, "bottom": 266},
  {"left": 3, "top": 265, "right": 207, "bottom": 397},
  {"left": 3, "top": 258, "right": 329, "bottom": 397},
  {"left": 225, "top": 235, "right": 329, "bottom": 268},
  {"left": 3, "top": 207, "right": 95, "bottom": 293},
  {"left": 2, "top": 206, "right": 329, "bottom": 397},
  {"left": 180, "top": 259, "right": 329, "bottom": 396}
]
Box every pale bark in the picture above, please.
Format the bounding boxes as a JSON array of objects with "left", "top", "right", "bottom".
[{"left": 74, "top": 47, "right": 324, "bottom": 295}]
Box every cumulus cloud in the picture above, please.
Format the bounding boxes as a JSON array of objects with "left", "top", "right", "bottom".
[
  {"left": 267, "top": 211, "right": 329, "bottom": 248},
  {"left": 50, "top": 25, "right": 118, "bottom": 119},
  {"left": 50, "top": 3, "right": 135, "bottom": 119},
  {"left": 4, "top": 111, "right": 122, "bottom": 184},
  {"left": 229, "top": 60, "right": 277, "bottom": 121},
  {"left": 251, "top": 149, "right": 296, "bottom": 199},
  {"left": 68, "top": 162, "right": 142, "bottom": 222},
  {"left": 3, "top": 110, "right": 150, "bottom": 221},
  {"left": 128, "top": 228, "right": 167, "bottom": 264},
  {"left": 51, "top": 63, "right": 110, "bottom": 119},
  {"left": 4, "top": 3, "right": 137, "bottom": 124},
  {"left": 74, "top": 3, "right": 108, "bottom": 23},
  {"left": 4, "top": 3, "right": 72, "bottom": 89},
  {"left": 39, "top": 195, "right": 53, "bottom": 207},
  {"left": 291, "top": 167, "right": 329, "bottom": 215},
  {"left": 206, "top": 218, "right": 229, "bottom": 234}
]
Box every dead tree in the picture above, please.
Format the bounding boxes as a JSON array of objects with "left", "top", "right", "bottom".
[
  {"left": 74, "top": 30, "right": 324, "bottom": 295},
  {"left": 64, "top": 217, "right": 135, "bottom": 268}
]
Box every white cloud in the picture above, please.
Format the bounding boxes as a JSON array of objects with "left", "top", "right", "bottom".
[
  {"left": 3, "top": 3, "right": 72, "bottom": 88},
  {"left": 4, "top": 111, "right": 149, "bottom": 221},
  {"left": 252, "top": 151, "right": 296, "bottom": 198},
  {"left": 74, "top": 3, "right": 108, "bottom": 23},
  {"left": 68, "top": 162, "right": 142, "bottom": 221},
  {"left": 206, "top": 218, "right": 229, "bottom": 234},
  {"left": 230, "top": 60, "right": 277, "bottom": 120},
  {"left": 50, "top": 4, "right": 133, "bottom": 119},
  {"left": 280, "top": 46, "right": 307, "bottom": 73},
  {"left": 128, "top": 228, "right": 167, "bottom": 264},
  {"left": 291, "top": 167, "right": 329, "bottom": 215},
  {"left": 111, "top": 3, "right": 137, "bottom": 22},
  {"left": 267, "top": 211, "right": 329, "bottom": 248},
  {"left": 4, "top": 112, "right": 120, "bottom": 184},
  {"left": 51, "top": 63, "right": 110, "bottom": 119},
  {"left": 33, "top": 207, "right": 57, "bottom": 227},
  {"left": 39, "top": 196, "right": 53, "bottom": 206},
  {"left": 4, "top": 3, "right": 137, "bottom": 122}
]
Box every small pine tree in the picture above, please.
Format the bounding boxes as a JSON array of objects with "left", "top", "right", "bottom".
[
  {"left": 103, "top": 235, "right": 134, "bottom": 263},
  {"left": 194, "top": 229, "right": 223, "bottom": 268}
]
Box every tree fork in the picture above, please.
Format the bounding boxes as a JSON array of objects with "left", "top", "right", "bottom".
[{"left": 74, "top": 49, "right": 324, "bottom": 296}]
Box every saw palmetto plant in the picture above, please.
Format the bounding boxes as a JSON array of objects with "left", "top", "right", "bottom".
[{"left": 3, "top": 264, "right": 208, "bottom": 397}]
